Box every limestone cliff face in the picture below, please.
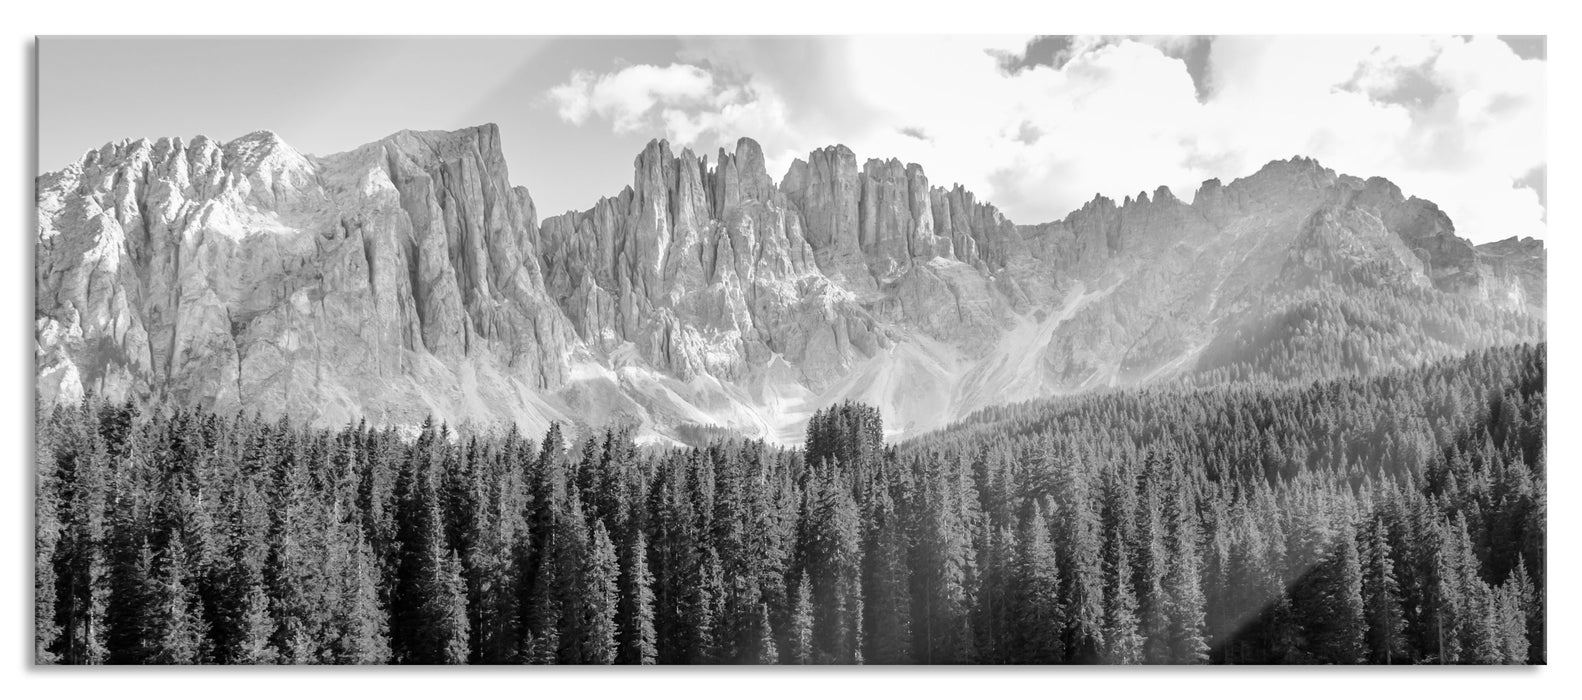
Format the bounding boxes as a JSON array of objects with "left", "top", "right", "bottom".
[
  {"left": 37, "top": 125, "right": 577, "bottom": 431},
  {"left": 36, "top": 125, "right": 1546, "bottom": 443},
  {"left": 536, "top": 137, "right": 885, "bottom": 392},
  {"left": 533, "top": 134, "right": 1041, "bottom": 396},
  {"left": 780, "top": 145, "right": 868, "bottom": 291},
  {"left": 1475, "top": 235, "right": 1547, "bottom": 312},
  {"left": 1347, "top": 176, "right": 1480, "bottom": 291}
]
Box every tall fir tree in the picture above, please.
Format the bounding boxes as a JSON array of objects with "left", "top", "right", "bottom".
[
  {"left": 860, "top": 483, "right": 912, "bottom": 664},
  {"left": 1061, "top": 463, "right": 1106, "bottom": 662},
  {"left": 35, "top": 412, "right": 63, "bottom": 664},
  {"left": 1162, "top": 490, "right": 1209, "bottom": 664},
  {"left": 618, "top": 531, "right": 659, "bottom": 664},
  {"left": 1362, "top": 515, "right": 1407, "bottom": 664},
  {"left": 148, "top": 537, "right": 208, "bottom": 664},
  {"left": 788, "top": 569, "right": 814, "bottom": 665},
  {"left": 911, "top": 462, "right": 972, "bottom": 664},
  {"left": 59, "top": 437, "right": 111, "bottom": 664},
  {"left": 1007, "top": 506, "right": 1064, "bottom": 663},
  {"left": 577, "top": 519, "right": 621, "bottom": 664}
]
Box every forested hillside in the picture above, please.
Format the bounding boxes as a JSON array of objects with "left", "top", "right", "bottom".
[
  {"left": 35, "top": 344, "right": 1545, "bottom": 664},
  {"left": 1192, "top": 276, "right": 1542, "bottom": 385}
]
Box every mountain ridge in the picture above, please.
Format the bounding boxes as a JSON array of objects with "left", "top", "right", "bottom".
[{"left": 35, "top": 123, "right": 1544, "bottom": 444}]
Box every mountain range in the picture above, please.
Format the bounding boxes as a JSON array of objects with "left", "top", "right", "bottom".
[{"left": 34, "top": 124, "right": 1545, "bottom": 443}]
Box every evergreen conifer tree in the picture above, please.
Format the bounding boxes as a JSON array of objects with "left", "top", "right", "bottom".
[
  {"left": 1362, "top": 516, "right": 1406, "bottom": 664},
  {"left": 1007, "top": 507, "right": 1064, "bottom": 663},
  {"left": 619, "top": 531, "right": 658, "bottom": 665}
]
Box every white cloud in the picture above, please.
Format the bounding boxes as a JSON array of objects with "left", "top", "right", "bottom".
[
  {"left": 545, "top": 59, "right": 806, "bottom": 176},
  {"left": 545, "top": 35, "right": 1546, "bottom": 243},
  {"left": 547, "top": 63, "right": 718, "bottom": 133},
  {"left": 1197, "top": 35, "right": 1546, "bottom": 241}
]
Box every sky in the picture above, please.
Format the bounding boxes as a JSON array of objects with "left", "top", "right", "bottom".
[{"left": 39, "top": 35, "right": 1547, "bottom": 243}]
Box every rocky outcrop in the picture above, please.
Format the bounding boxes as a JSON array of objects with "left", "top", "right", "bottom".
[
  {"left": 37, "top": 124, "right": 577, "bottom": 430},
  {"left": 36, "top": 126, "right": 1545, "bottom": 444},
  {"left": 1348, "top": 176, "right": 1480, "bottom": 291},
  {"left": 781, "top": 146, "right": 869, "bottom": 291},
  {"left": 857, "top": 158, "right": 946, "bottom": 277},
  {"left": 536, "top": 137, "right": 885, "bottom": 390},
  {"left": 1476, "top": 236, "right": 1546, "bottom": 312}
]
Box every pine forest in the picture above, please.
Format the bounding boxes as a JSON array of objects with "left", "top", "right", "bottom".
[{"left": 34, "top": 344, "right": 1546, "bottom": 665}]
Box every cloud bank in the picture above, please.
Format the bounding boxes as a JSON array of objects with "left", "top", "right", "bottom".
[{"left": 545, "top": 35, "right": 1545, "bottom": 243}]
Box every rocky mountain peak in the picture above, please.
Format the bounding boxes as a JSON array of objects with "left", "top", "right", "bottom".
[
  {"left": 1479, "top": 235, "right": 1545, "bottom": 256},
  {"left": 35, "top": 123, "right": 1544, "bottom": 445},
  {"left": 1223, "top": 156, "right": 1340, "bottom": 205},
  {"left": 225, "top": 128, "right": 288, "bottom": 154},
  {"left": 707, "top": 136, "right": 776, "bottom": 216},
  {"left": 1192, "top": 177, "right": 1224, "bottom": 201}
]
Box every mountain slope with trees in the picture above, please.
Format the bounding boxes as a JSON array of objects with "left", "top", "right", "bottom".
[{"left": 36, "top": 343, "right": 1545, "bottom": 664}]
